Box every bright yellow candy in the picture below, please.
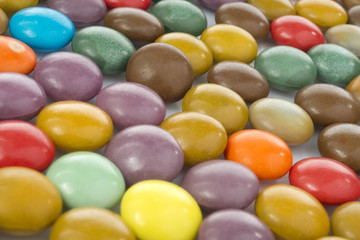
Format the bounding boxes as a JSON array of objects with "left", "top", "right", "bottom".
[
  {"left": 315, "top": 237, "right": 350, "bottom": 240},
  {"left": 200, "top": 24, "right": 258, "bottom": 63},
  {"left": 255, "top": 184, "right": 330, "bottom": 240},
  {"left": 0, "top": 167, "right": 62, "bottom": 235},
  {"left": 346, "top": 75, "right": 360, "bottom": 105},
  {"left": 120, "top": 180, "right": 202, "bottom": 240},
  {"left": 331, "top": 201, "right": 360, "bottom": 240},
  {"left": 247, "top": 0, "right": 295, "bottom": 21},
  {"left": 295, "top": 0, "right": 347, "bottom": 28},
  {"left": 182, "top": 83, "right": 248, "bottom": 134},
  {"left": 36, "top": 101, "right": 113, "bottom": 152},
  {"left": 0, "top": 0, "right": 38, "bottom": 15},
  {"left": 50, "top": 207, "right": 136, "bottom": 240},
  {"left": 155, "top": 33, "right": 213, "bottom": 77}
]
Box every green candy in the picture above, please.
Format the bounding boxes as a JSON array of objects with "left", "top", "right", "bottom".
[
  {"left": 46, "top": 151, "right": 125, "bottom": 209},
  {"left": 307, "top": 43, "right": 360, "bottom": 87},
  {"left": 151, "top": 0, "right": 207, "bottom": 36},
  {"left": 254, "top": 46, "right": 317, "bottom": 91},
  {"left": 72, "top": 26, "right": 135, "bottom": 74}
]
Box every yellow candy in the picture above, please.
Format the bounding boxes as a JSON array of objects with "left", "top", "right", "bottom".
[
  {"left": 295, "top": 0, "right": 347, "bottom": 28},
  {"left": 120, "top": 180, "right": 202, "bottom": 240},
  {"left": 0, "top": 8, "right": 8, "bottom": 34},
  {"left": 315, "top": 237, "right": 350, "bottom": 240},
  {"left": 331, "top": 201, "right": 360, "bottom": 240},
  {"left": 50, "top": 207, "right": 136, "bottom": 240},
  {"left": 346, "top": 75, "right": 360, "bottom": 105},
  {"left": 0, "top": 0, "right": 38, "bottom": 15},
  {"left": 247, "top": 0, "right": 295, "bottom": 21},
  {"left": 200, "top": 24, "right": 258, "bottom": 63},
  {"left": 155, "top": 32, "right": 213, "bottom": 77},
  {"left": 0, "top": 167, "right": 62, "bottom": 235},
  {"left": 36, "top": 101, "right": 113, "bottom": 152},
  {"left": 182, "top": 83, "right": 248, "bottom": 134}
]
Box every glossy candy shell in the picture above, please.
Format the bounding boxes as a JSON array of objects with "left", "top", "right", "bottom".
[
  {"left": 0, "top": 8, "right": 8, "bottom": 34},
  {"left": 247, "top": 0, "right": 296, "bottom": 21},
  {"left": 198, "top": 0, "right": 246, "bottom": 10},
  {"left": 346, "top": 74, "right": 360, "bottom": 105},
  {"left": 0, "top": 0, "right": 38, "bottom": 15},
  {"left": 331, "top": 202, "right": 360, "bottom": 240},
  {"left": 104, "top": 0, "right": 151, "bottom": 10}
]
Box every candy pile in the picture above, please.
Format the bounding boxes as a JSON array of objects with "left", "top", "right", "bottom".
[{"left": 1, "top": 0, "right": 360, "bottom": 239}]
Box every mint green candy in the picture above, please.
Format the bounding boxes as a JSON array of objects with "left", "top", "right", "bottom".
[{"left": 46, "top": 151, "right": 125, "bottom": 209}]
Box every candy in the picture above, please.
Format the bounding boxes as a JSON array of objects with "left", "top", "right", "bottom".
[
  {"left": 96, "top": 82, "right": 166, "bottom": 129},
  {"left": 47, "top": 0, "right": 107, "bottom": 27},
  {"left": 271, "top": 15, "right": 324, "bottom": 52},
  {"left": 318, "top": 123, "right": 360, "bottom": 172},
  {"left": 225, "top": 129, "right": 292, "bottom": 180},
  {"left": 0, "top": 0, "right": 38, "bottom": 15},
  {"left": 33, "top": 52, "right": 103, "bottom": 101},
  {"left": 348, "top": 5, "right": 360, "bottom": 26},
  {"left": 46, "top": 152, "right": 125, "bottom": 209},
  {"left": 104, "top": 7, "right": 164, "bottom": 43},
  {"left": 346, "top": 75, "right": 360, "bottom": 104},
  {"left": 104, "top": 0, "right": 151, "bottom": 10},
  {"left": 50, "top": 207, "right": 136, "bottom": 240},
  {"left": 198, "top": 0, "right": 246, "bottom": 10},
  {"left": 181, "top": 160, "right": 259, "bottom": 211},
  {"left": 200, "top": 24, "right": 258, "bottom": 63},
  {"left": 36, "top": 101, "right": 113, "bottom": 152},
  {"left": 0, "top": 167, "right": 62, "bottom": 235},
  {"left": 151, "top": 1, "right": 207, "bottom": 36},
  {"left": 155, "top": 32, "right": 213, "bottom": 76},
  {"left": 126, "top": 43, "right": 193, "bottom": 102},
  {"left": 160, "top": 112, "right": 227, "bottom": 165},
  {"left": 198, "top": 209, "right": 275, "bottom": 240},
  {"left": 331, "top": 202, "right": 360, "bottom": 240},
  {"left": 295, "top": 0, "right": 347, "bottom": 28},
  {"left": 182, "top": 83, "right": 248, "bottom": 134},
  {"left": 215, "top": 2, "right": 269, "bottom": 40},
  {"left": 72, "top": 26, "right": 135, "bottom": 74},
  {"left": 342, "top": 0, "right": 360, "bottom": 8},
  {"left": 0, "top": 8, "right": 8, "bottom": 34},
  {"left": 255, "top": 185, "right": 330, "bottom": 240},
  {"left": 0, "top": 120, "right": 55, "bottom": 171},
  {"left": 254, "top": 46, "right": 317, "bottom": 90},
  {"left": 315, "top": 237, "right": 349, "bottom": 240},
  {"left": 325, "top": 24, "right": 360, "bottom": 57},
  {"left": 104, "top": 125, "right": 184, "bottom": 186},
  {"left": 247, "top": 0, "right": 295, "bottom": 21},
  {"left": 207, "top": 61, "right": 269, "bottom": 102},
  {"left": 9, "top": 7, "right": 75, "bottom": 52},
  {"left": 120, "top": 180, "right": 202, "bottom": 240},
  {"left": 295, "top": 83, "right": 360, "bottom": 126},
  {"left": 289, "top": 157, "right": 360, "bottom": 205},
  {"left": 249, "top": 97, "right": 314, "bottom": 145},
  {"left": 0, "top": 36, "right": 37, "bottom": 74},
  {"left": 0, "top": 73, "right": 46, "bottom": 121}
]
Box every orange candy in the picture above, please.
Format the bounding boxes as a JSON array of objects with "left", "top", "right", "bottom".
[
  {"left": 225, "top": 129, "right": 293, "bottom": 180},
  {"left": 0, "top": 36, "right": 37, "bottom": 75}
]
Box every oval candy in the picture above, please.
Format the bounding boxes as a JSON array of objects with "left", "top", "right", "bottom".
[
  {"left": 36, "top": 101, "right": 113, "bottom": 152},
  {"left": 0, "top": 36, "right": 37, "bottom": 74},
  {"left": 0, "top": 0, "right": 38, "bottom": 15},
  {"left": 346, "top": 74, "right": 360, "bottom": 105},
  {"left": 342, "top": 0, "right": 360, "bottom": 8},
  {"left": 104, "top": 0, "right": 151, "bottom": 10},
  {"left": 33, "top": 52, "right": 103, "bottom": 101},
  {"left": 247, "top": 0, "right": 295, "bottom": 21},
  {"left": 0, "top": 73, "right": 46, "bottom": 121},
  {"left": 0, "top": 8, "right": 8, "bottom": 34},
  {"left": 331, "top": 201, "right": 360, "bottom": 240},
  {"left": 325, "top": 24, "right": 360, "bottom": 57},
  {"left": 9, "top": 7, "right": 75, "bottom": 52},
  {"left": 315, "top": 237, "right": 349, "bottom": 240},
  {"left": 198, "top": 0, "right": 246, "bottom": 10},
  {"left": 349, "top": 5, "right": 360, "bottom": 26}
]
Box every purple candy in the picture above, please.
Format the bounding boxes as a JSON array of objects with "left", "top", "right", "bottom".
[
  {"left": 96, "top": 82, "right": 166, "bottom": 129},
  {"left": 0, "top": 73, "right": 46, "bottom": 121},
  {"left": 181, "top": 159, "right": 259, "bottom": 211},
  {"left": 104, "top": 125, "right": 184, "bottom": 187},
  {"left": 198, "top": 0, "right": 246, "bottom": 10},
  {"left": 33, "top": 52, "right": 103, "bottom": 101},
  {"left": 198, "top": 209, "right": 276, "bottom": 240},
  {"left": 47, "top": 0, "right": 107, "bottom": 27}
]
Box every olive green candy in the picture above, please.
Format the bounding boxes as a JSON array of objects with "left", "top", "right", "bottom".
[
  {"left": 0, "top": 8, "right": 8, "bottom": 35},
  {"left": 151, "top": 0, "right": 207, "bottom": 36},
  {"left": 254, "top": 46, "right": 317, "bottom": 91},
  {"left": 307, "top": 44, "right": 360, "bottom": 87},
  {"left": 72, "top": 26, "right": 135, "bottom": 74}
]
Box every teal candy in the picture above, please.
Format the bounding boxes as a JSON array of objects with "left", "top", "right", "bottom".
[
  {"left": 151, "top": 1, "right": 207, "bottom": 36},
  {"left": 46, "top": 151, "right": 126, "bottom": 209},
  {"left": 254, "top": 46, "right": 317, "bottom": 91},
  {"left": 71, "top": 26, "right": 135, "bottom": 74},
  {"left": 307, "top": 44, "right": 360, "bottom": 87}
]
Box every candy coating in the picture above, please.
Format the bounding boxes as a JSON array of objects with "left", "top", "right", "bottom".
[
  {"left": 331, "top": 202, "right": 360, "bottom": 240},
  {"left": 0, "top": 0, "right": 38, "bottom": 15},
  {"left": 325, "top": 24, "right": 360, "bottom": 57},
  {"left": 0, "top": 8, "right": 8, "bottom": 34},
  {"left": 198, "top": 0, "right": 246, "bottom": 10},
  {"left": 247, "top": 0, "right": 295, "bottom": 21},
  {"left": 348, "top": 5, "right": 360, "bottom": 26},
  {"left": 346, "top": 74, "right": 360, "bottom": 105},
  {"left": 104, "top": 0, "right": 151, "bottom": 10}
]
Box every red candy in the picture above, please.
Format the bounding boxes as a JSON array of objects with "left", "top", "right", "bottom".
[
  {"left": 289, "top": 157, "right": 360, "bottom": 205},
  {"left": 0, "top": 120, "right": 55, "bottom": 171},
  {"left": 271, "top": 15, "right": 325, "bottom": 52},
  {"left": 104, "top": 0, "right": 151, "bottom": 10}
]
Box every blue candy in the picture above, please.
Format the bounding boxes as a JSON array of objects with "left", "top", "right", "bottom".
[{"left": 9, "top": 7, "right": 75, "bottom": 52}]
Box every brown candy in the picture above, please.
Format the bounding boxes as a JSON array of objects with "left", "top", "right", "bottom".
[
  {"left": 0, "top": 8, "right": 8, "bottom": 35},
  {"left": 215, "top": 2, "right": 269, "bottom": 40},
  {"left": 104, "top": 7, "right": 164, "bottom": 43},
  {"left": 318, "top": 123, "right": 360, "bottom": 172},
  {"left": 342, "top": 0, "right": 360, "bottom": 8},
  {"left": 349, "top": 5, "right": 360, "bottom": 26},
  {"left": 207, "top": 61, "right": 269, "bottom": 103},
  {"left": 126, "top": 43, "right": 193, "bottom": 102},
  {"left": 294, "top": 83, "right": 360, "bottom": 126}
]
